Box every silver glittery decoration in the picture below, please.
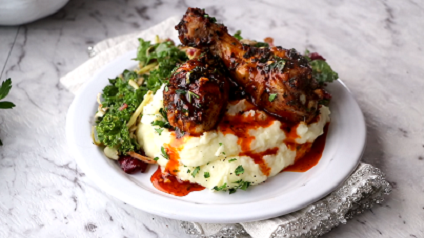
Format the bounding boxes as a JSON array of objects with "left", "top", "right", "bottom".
[
  {"left": 87, "top": 46, "right": 98, "bottom": 58},
  {"left": 181, "top": 163, "right": 391, "bottom": 238},
  {"left": 180, "top": 223, "right": 250, "bottom": 238}
]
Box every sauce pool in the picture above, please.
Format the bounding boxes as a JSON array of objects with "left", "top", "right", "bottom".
[
  {"left": 150, "top": 132, "right": 205, "bottom": 197},
  {"left": 283, "top": 123, "right": 329, "bottom": 172},
  {"left": 150, "top": 167, "right": 205, "bottom": 196}
]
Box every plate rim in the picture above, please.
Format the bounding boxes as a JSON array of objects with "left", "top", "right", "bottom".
[{"left": 66, "top": 49, "right": 366, "bottom": 223}]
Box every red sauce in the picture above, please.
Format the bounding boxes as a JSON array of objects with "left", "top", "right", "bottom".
[
  {"left": 285, "top": 142, "right": 297, "bottom": 151},
  {"left": 240, "top": 148, "right": 279, "bottom": 176},
  {"left": 219, "top": 101, "right": 275, "bottom": 151},
  {"left": 164, "top": 145, "right": 181, "bottom": 175},
  {"left": 150, "top": 167, "right": 205, "bottom": 197},
  {"left": 283, "top": 124, "right": 329, "bottom": 172},
  {"left": 163, "top": 133, "right": 185, "bottom": 175},
  {"left": 281, "top": 123, "right": 300, "bottom": 143},
  {"left": 150, "top": 132, "right": 205, "bottom": 196}
]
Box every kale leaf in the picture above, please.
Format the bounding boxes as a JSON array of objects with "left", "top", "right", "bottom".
[
  {"left": 304, "top": 49, "right": 338, "bottom": 85},
  {"left": 310, "top": 60, "right": 339, "bottom": 84},
  {"left": 95, "top": 38, "right": 187, "bottom": 154},
  {"left": 135, "top": 39, "right": 187, "bottom": 93},
  {"left": 96, "top": 72, "right": 143, "bottom": 153}
]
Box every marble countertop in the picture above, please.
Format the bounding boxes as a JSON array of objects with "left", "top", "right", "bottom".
[{"left": 1, "top": 0, "right": 423, "bottom": 237}]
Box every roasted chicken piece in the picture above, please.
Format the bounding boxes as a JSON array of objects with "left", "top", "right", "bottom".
[
  {"left": 176, "top": 8, "right": 326, "bottom": 123},
  {"left": 163, "top": 52, "right": 230, "bottom": 136}
]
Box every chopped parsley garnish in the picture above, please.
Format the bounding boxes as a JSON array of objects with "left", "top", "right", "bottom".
[
  {"left": 254, "top": 42, "right": 269, "bottom": 47},
  {"left": 213, "top": 179, "right": 251, "bottom": 194},
  {"left": 176, "top": 89, "right": 186, "bottom": 94},
  {"left": 191, "top": 166, "right": 200, "bottom": 177},
  {"left": 203, "top": 15, "right": 217, "bottom": 23},
  {"left": 188, "top": 91, "right": 200, "bottom": 102},
  {"left": 268, "top": 93, "right": 277, "bottom": 102},
  {"left": 222, "top": 152, "right": 226, "bottom": 155},
  {"left": 228, "top": 179, "right": 251, "bottom": 194},
  {"left": 159, "top": 108, "right": 168, "bottom": 121},
  {"left": 151, "top": 119, "right": 171, "bottom": 129},
  {"left": 187, "top": 169, "right": 191, "bottom": 173},
  {"left": 161, "top": 146, "right": 169, "bottom": 159},
  {"left": 228, "top": 158, "right": 237, "bottom": 162},
  {"left": 213, "top": 183, "right": 227, "bottom": 191},
  {"left": 155, "top": 128, "right": 164, "bottom": 135},
  {"left": 154, "top": 157, "right": 159, "bottom": 161},
  {"left": 269, "top": 57, "right": 286, "bottom": 71},
  {"left": 235, "top": 165, "right": 244, "bottom": 176},
  {"left": 239, "top": 181, "right": 251, "bottom": 190},
  {"left": 152, "top": 107, "right": 174, "bottom": 130},
  {"left": 219, "top": 143, "right": 223, "bottom": 146},
  {"left": 234, "top": 30, "right": 243, "bottom": 40},
  {"left": 232, "top": 30, "right": 268, "bottom": 48},
  {"left": 204, "top": 172, "right": 210, "bottom": 178},
  {"left": 235, "top": 179, "right": 251, "bottom": 191}
]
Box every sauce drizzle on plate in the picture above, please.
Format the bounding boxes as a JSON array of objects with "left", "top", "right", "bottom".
[
  {"left": 150, "top": 167, "right": 205, "bottom": 197},
  {"left": 283, "top": 123, "right": 329, "bottom": 172}
]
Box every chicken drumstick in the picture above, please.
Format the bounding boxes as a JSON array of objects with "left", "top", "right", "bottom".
[
  {"left": 163, "top": 52, "right": 230, "bottom": 136},
  {"left": 176, "top": 8, "right": 326, "bottom": 123}
]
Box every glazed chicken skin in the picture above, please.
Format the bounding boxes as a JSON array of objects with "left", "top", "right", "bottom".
[
  {"left": 163, "top": 52, "right": 230, "bottom": 136},
  {"left": 176, "top": 8, "right": 326, "bottom": 123}
]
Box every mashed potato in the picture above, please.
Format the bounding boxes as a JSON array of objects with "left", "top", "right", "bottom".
[{"left": 137, "top": 85, "right": 330, "bottom": 191}]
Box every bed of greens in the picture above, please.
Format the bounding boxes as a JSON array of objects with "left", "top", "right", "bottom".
[{"left": 93, "top": 37, "right": 187, "bottom": 158}]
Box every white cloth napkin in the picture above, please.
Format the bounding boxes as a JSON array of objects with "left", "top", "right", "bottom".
[
  {"left": 61, "top": 16, "right": 180, "bottom": 93},
  {"left": 61, "top": 17, "right": 391, "bottom": 238}
]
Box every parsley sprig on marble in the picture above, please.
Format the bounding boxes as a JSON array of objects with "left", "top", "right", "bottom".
[
  {"left": 0, "top": 78, "right": 15, "bottom": 146},
  {"left": 0, "top": 79, "right": 15, "bottom": 109},
  {"left": 94, "top": 38, "right": 187, "bottom": 154}
]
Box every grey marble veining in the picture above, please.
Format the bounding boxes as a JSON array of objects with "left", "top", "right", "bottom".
[
  {"left": 0, "top": 27, "right": 18, "bottom": 78},
  {"left": 0, "top": 0, "right": 423, "bottom": 237}
]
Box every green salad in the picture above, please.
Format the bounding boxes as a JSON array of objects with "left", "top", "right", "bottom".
[{"left": 93, "top": 37, "right": 187, "bottom": 156}]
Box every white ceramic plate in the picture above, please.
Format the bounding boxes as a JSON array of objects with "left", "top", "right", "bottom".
[{"left": 66, "top": 50, "right": 366, "bottom": 223}]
